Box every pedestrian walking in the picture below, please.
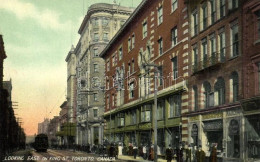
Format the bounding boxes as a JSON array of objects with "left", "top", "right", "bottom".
[
  {"left": 166, "top": 144, "right": 173, "bottom": 162},
  {"left": 143, "top": 145, "right": 147, "bottom": 160},
  {"left": 133, "top": 145, "right": 138, "bottom": 159}
]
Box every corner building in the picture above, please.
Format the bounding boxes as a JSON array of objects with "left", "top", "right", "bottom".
[
  {"left": 185, "top": 0, "right": 257, "bottom": 161},
  {"left": 75, "top": 3, "right": 133, "bottom": 146},
  {"left": 100, "top": 0, "right": 189, "bottom": 155}
]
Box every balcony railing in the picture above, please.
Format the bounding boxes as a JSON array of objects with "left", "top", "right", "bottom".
[{"left": 192, "top": 52, "right": 223, "bottom": 74}]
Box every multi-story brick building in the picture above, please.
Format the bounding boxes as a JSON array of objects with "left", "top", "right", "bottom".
[
  {"left": 241, "top": 1, "right": 260, "bottom": 161},
  {"left": 185, "top": 0, "right": 253, "bottom": 161},
  {"left": 100, "top": 0, "right": 189, "bottom": 155},
  {"left": 75, "top": 3, "right": 133, "bottom": 146}
]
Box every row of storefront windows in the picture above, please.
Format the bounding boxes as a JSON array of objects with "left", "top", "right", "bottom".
[
  {"left": 107, "top": 94, "right": 182, "bottom": 128},
  {"left": 190, "top": 114, "right": 260, "bottom": 159}
]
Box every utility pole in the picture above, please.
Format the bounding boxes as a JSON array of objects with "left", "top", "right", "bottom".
[
  {"left": 142, "top": 63, "right": 158, "bottom": 162},
  {"left": 153, "top": 67, "right": 158, "bottom": 162}
]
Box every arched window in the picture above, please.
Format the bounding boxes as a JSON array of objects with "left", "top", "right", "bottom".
[
  {"left": 215, "top": 77, "right": 225, "bottom": 105},
  {"left": 230, "top": 71, "right": 239, "bottom": 102},
  {"left": 203, "top": 81, "right": 211, "bottom": 108},
  {"left": 193, "top": 85, "right": 198, "bottom": 111}
]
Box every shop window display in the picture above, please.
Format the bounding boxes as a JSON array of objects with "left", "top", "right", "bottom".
[
  {"left": 227, "top": 119, "right": 240, "bottom": 158},
  {"left": 245, "top": 115, "right": 260, "bottom": 158}
]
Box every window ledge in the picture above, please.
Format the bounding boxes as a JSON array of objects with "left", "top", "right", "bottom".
[
  {"left": 254, "top": 39, "right": 260, "bottom": 45},
  {"left": 228, "top": 55, "right": 239, "bottom": 61}
]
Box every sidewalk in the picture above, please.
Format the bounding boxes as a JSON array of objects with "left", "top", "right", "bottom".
[{"left": 118, "top": 155, "right": 167, "bottom": 162}]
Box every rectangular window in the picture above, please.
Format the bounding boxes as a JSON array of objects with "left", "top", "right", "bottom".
[
  {"left": 130, "top": 110, "right": 137, "bottom": 125},
  {"left": 220, "top": 0, "right": 226, "bottom": 18},
  {"left": 229, "top": 0, "right": 238, "bottom": 10},
  {"left": 211, "top": 0, "right": 216, "bottom": 24},
  {"left": 158, "top": 66, "right": 163, "bottom": 86},
  {"left": 141, "top": 104, "right": 151, "bottom": 122},
  {"left": 169, "top": 97, "right": 174, "bottom": 118},
  {"left": 132, "top": 34, "right": 135, "bottom": 49},
  {"left": 193, "top": 87, "right": 198, "bottom": 111},
  {"left": 132, "top": 60, "right": 135, "bottom": 74},
  {"left": 112, "top": 55, "right": 115, "bottom": 66},
  {"left": 158, "top": 6, "right": 163, "bottom": 25},
  {"left": 103, "top": 33, "right": 109, "bottom": 41},
  {"left": 119, "top": 47, "right": 123, "bottom": 60},
  {"left": 94, "top": 33, "right": 99, "bottom": 41},
  {"left": 169, "top": 95, "right": 181, "bottom": 117},
  {"left": 102, "top": 18, "right": 109, "bottom": 26},
  {"left": 107, "top": 60, "right": 110, "bottom": 71},
  {"left": 94, "top": 48, "right": 99, "bottom": 57},
  {"left": 117, "top": 113, "right": 125, "bottom": 127},
  {"left": 172, "top": 0, "right": 178, "bottom": 12},
  {"left": 157, "top": 101, "right": 164, "bottom": 120},
  {"left": 172, "top": 57, "right": 178, "bottom": 79},
  {"left": 94, "top": 64, "right": 98, "bottom": 72},
  {"left": 202, "top": 38, "right": 208, "bottom": 67},
  {"left": 193, "top": 12, "right": 198, "bottom": 35},
  {"left": 143, "top": 21, "right": 147, "bottom": 38},
  {"left": 193, "top": 45, "right": 198, "bottom": 66},
  {"left": 128, "top": 38, "right": 131, "bottom": 51},
  {"left": 171, "top": 26, "right": 178, "bottom": 46},
  {"left": 129, "top": 82, "right": 134, "bottom": 99},
  {"left": 112, "top": 94, "right": 114, "bottom": 107},
  {"left": 128, "top": 62, "right": 131, "bottom": 74},
  {"left": 106, "top": 95, "right": 110, "bottom": 110},
  {"left": 210, "top": 34, "right": 216, "bottom": 62},
  {"left": 219, "top": 31, "right": 226, "bottom": 62},
  {"left": 231, "top": 24, "right": 239, "bottom": 57},
  {"left": 93, "top": 109, "right": 98, "bottom": 117},
  {"left": 93, "top": 18, "right": 99, "bottom": 26},
  {"left": 158, "top": 38, "right": 163, "bottom": 55},
  {"left": 202, "top": 4, "right": 208, "bottom": 30}
]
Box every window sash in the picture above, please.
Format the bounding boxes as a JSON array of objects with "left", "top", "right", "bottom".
[
  {"left": 158, "top": 39, "right": 163, "bottom": 55},
  {"left": 232, "top": 25, "right": 239, "bottom": 57},
  {"left": 220, "top": 0, "right": 225, "bottom": 18},
  {"left": 172, "top": 0, "right": 178, "bottom": 12},
  {"left": 172, "top": 57, "right": 178, "bottom": 79},
  {"left": 143, "top": 22, "right": 147, "bottom": 38},
  {"left": 158, "top": 7, "right": 163, "bottom": 24},
  {"left": 203, "top": 6, "right": 208, "bottom": 29},
  {"left": 219, "top": 33, "right": 226, "bottom": 61},
  {"left": 172, "top": 27, "right": 178, "bottom": 46},
  {"left": 211, "top": 0, "right": 216, "bottom": 23},
  {"left": 193, "top": 47, "right": 198, "bottom": 65},
  {"left": 193, "top": 12, "right": 198, "bottom": 35}
]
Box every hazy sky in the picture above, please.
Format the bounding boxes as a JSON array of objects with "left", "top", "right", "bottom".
[{"left": 1, "top": 0, "right": 141, "bottom": 135}]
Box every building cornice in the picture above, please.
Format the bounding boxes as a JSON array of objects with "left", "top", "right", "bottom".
[
  {"left": 100, "top": 0, "right": 148, "bottom": 58},
  {"left": 78, "top": 3, "right": 134, "bottom": 35}
]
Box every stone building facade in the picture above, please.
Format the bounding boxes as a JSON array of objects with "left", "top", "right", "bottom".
[
  {"left": 75, "top": 3, "right": 133, "bottom": 146},
  {"left": 100, "top": 0, "right": 189, "bottom": 155}
]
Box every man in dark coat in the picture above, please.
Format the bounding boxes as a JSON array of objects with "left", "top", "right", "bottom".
[
  {"left": 196, "top": 145, "right": 205, "bottom": 162},
  {"left": 166, "top": 144, "right": 173, "bottom": 162}
]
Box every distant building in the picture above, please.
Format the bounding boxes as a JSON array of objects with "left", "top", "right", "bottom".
[
  {"left": 75, "top": 3, "right": 133, "bottom": 146},
  {"left": 3, "top": 79, "right": 12, "bottom": 103},
  {"left": 47, "top": 116, "right": 60, "bottom": 146},
  {"left": 37, "top": 118, "right": 50, "bottom": 134},
  {"left": 0, "top": 34, "right": 6, "bottom": 89}
]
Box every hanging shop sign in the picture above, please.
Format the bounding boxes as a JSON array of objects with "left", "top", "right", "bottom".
[{"left": 229, "top": 119, "right": 239, "bottom": 135}]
